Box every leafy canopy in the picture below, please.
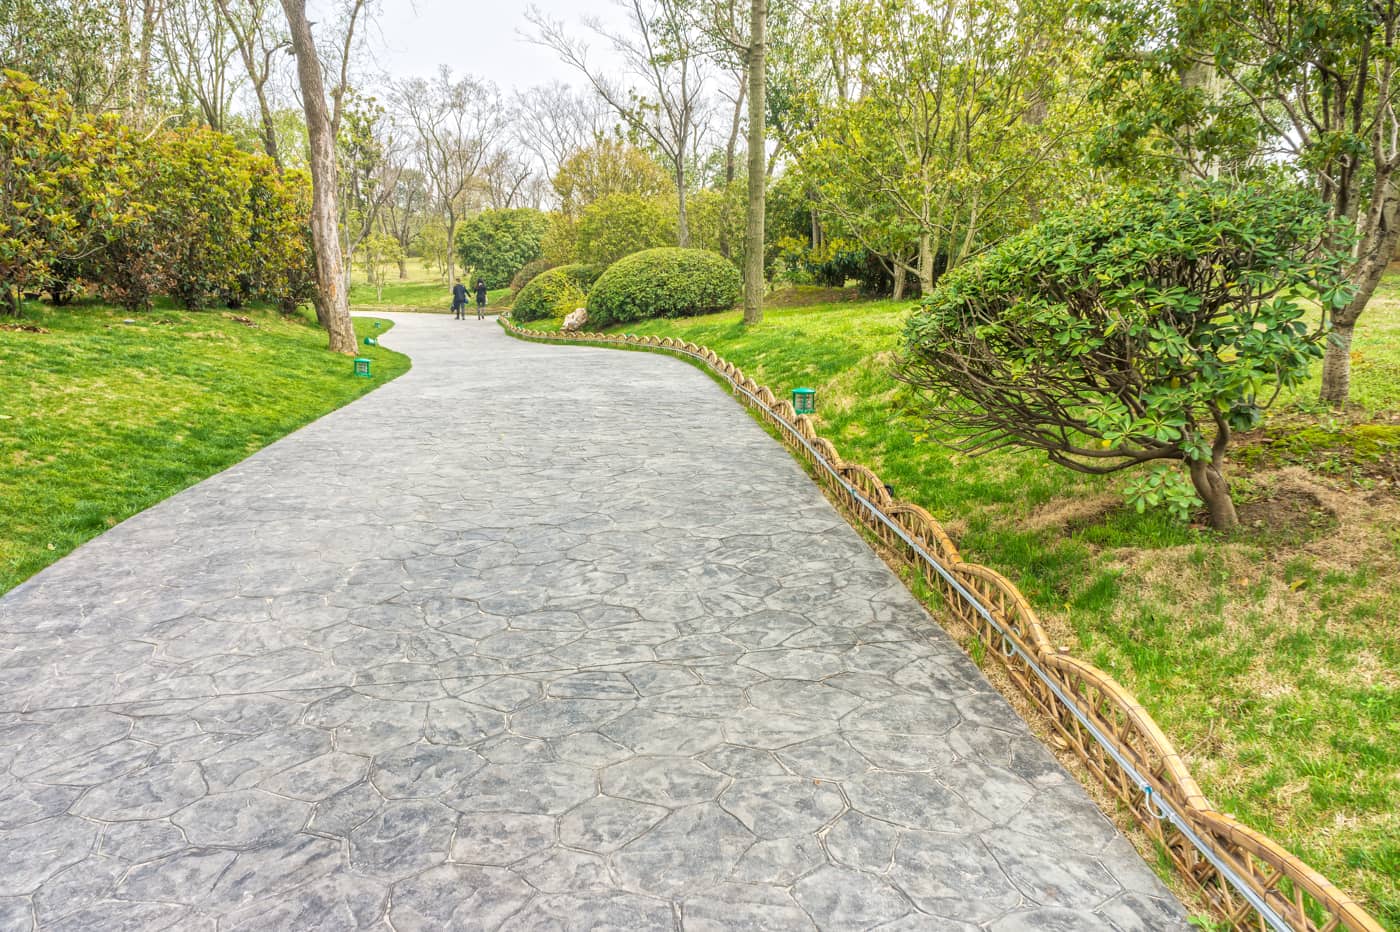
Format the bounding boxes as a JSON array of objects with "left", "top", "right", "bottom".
[
  {"left": 455, "top": 208, "right": 550, "bottom": 290},
  {"left": 900, "top": 179, "right": 1352, "bottom": 523}
]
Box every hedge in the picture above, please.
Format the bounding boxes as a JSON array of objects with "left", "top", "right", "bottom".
[{"left": 586, "top": 248, "right": 741, "bottom": 326}]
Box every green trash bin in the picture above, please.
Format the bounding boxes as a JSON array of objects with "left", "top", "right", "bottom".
[
  {"left": 791, "top": 387, "right": 816, "bottom": 415},
  {"left": 353, "top": 357, "right": 372, "bottom": 378}
]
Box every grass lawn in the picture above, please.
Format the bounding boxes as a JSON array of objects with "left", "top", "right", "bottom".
[
  {"left": 524, "top": 281, "right": 1400, "bottom": 923},
  {"left": 349, "top": 256, "right": 510, "bottom": 309},
  {"left": 0, "top": 302, "right": 410, "bottom": 594}
]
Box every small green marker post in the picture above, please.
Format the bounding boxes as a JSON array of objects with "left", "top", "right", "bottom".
[
  {"left": 353, "top": 357, "right": 372, "bottom": 378},
  {"left": 373, "top": 321, "right": 381, "bottom": 329},
  {"left": 791, "top": 387, "right": 816, "bottom": 415}
]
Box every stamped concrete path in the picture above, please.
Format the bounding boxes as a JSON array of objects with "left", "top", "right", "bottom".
[{"left": 0, "top": 314, "right": 1189, "bottom": 930}]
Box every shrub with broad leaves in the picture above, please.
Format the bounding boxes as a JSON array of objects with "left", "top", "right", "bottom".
[{"left": 899, "top": 179, "right": 1352, "bottom": 530}]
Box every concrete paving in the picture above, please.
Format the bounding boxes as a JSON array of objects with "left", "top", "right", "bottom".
[{"left": 0, "top": 313, "right": 1189, "bottom": 930}]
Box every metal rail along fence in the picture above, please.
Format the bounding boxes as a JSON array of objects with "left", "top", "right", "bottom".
[{"left": 501, "top": 316, "right": 1384, "bottom": 932}]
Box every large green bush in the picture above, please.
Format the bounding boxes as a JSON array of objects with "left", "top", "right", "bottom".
[
  {"left": 576, "top": 193, "right": 676, "bottom": 268},
  {"left": 899, "top": 179, "right": 1352, "bottom": 530},
  {"left": 586, "top": 248, "right": 741, "bottom": 326},
  {"left": 455, "top": 208, "right": 550, "bottom": 289},
  {"left": 511, "top": 263, "right": 596, "bottom": 322},
  {"left": 509, "top": 257, "right": 556, "bottom": 294},
  {"left": 0, "top": 70, "right": 139, "bottom": 312}
]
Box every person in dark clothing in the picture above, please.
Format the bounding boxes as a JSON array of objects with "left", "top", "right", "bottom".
[
  {"left": 474, "top": 279, "right": 488, "bottom": 319},
  {"left": 451, "top": 279, "right": 467, "bottom": 320}
]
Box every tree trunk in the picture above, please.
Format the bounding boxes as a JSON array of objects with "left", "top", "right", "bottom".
[
  {"left": 917, "top": 231, "right": 934, "bottom": 294},
  {"left": 675, "top": 166, "right": 690, "bottom": 248},
  {"left": 1322, "top": 170, "right": 1400, "bottom": 405},
  {"left": 725, "top": 71, "right": 748, "bottom": 186},
  {"left": 279, "top": 0, "right": 355, "bottom": 354},
  {"left": 446, "top": 213, "right": 457, "bottom": 286},
  {"left": 1319, "top": 318, "right": 1356, "bottom": 406},
  {"left": 398, "top": 257, "right": 408, "bottom": 279},
  {"left": 742, "top": 0, "right": 767, "bottom": 326},
  {"left": 1189, "top": 460, "right": 1238, "bottom": 531},
  {"left": 892, "top": 262, "right": 907, "bottom": 301}
]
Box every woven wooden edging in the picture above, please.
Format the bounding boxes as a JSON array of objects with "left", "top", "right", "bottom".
[{"left": 500, "top": 318, "right": 1382, "bottom": 932}]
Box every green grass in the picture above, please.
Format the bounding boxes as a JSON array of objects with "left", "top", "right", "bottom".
[
  {"left": 529, "top": 288, "right": 1400, "bottom": 925},
  {"left": 0, "top": 302, "right": 410, "bottom": 594},
  {"left": 349, "top": 256, "right": 510, "bottom": 309}
]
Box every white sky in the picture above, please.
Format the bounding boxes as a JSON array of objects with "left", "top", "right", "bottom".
[{"left": 367, "top": 0, "right": 627, "bottom": 94}]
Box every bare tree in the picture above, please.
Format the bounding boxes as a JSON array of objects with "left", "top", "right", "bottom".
[
  {"left": 526, "top": 1, "right": 714, "bottom": 246},
  {"left": 160, "top": 0, "right": 241, "bottom": 129},
  {"left": 694, "top": 0, "right": 769, "bottom": 323},
  {"left": 277, "top": 0, "right": 366, "bottom": 353},
  {"left": 396, "top": 67, "right": 503, "bottom": 284},
  {"left": 214, "top": 0, "right": 287, "bottom": 167},
  {"left": 482, "top": 150, "right": 537, "bottom": 209},
  {"left": 513, "top": 81, "right": 614, "bottom": 185},
  {"left": 383, "top": 167, "right": 427, "bottom": 278}
]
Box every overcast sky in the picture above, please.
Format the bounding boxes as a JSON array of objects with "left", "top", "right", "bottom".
[{"left": 367, "top": 0, "right": 627, "bottom": 94}]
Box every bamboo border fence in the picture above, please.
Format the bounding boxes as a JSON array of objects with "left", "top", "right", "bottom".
[{"left": 499, "top": 316, "right": 1384, "bottom": 932}]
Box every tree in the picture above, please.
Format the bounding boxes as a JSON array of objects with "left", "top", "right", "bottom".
[
  {"left": 336, "top": 90, "right": 400, "bottom": 291},
  {"left": 359, "top": 231, "right": 401, "bottom": 301},
  {"left": 456, "top": 207, "right": 548, "bottom": 286},
  {"left": 784, "top": 0, "right": 1087, "bottom": 295},
  {"left": 277, "top": 0, "right": 363, "bottom": 353},
  {"left": 689, "top": 0, "right": 770, "bottom": 323},
  {"left": 527, "top": 0, "right": 714, "bottom": 247},
  {"left": 160, "top": 0, "right": 242, "bottom": 130},
  {"left": 454, "top": 208, "right": 551, "bottom": 289},
  {"left": 743, "top": 0, "right": 767, "bottom": 324},
  {"left": 899, "top": 181, "right": 1352, "bottom": 531},
  {"left": 396, "top": 67, "right": 503, "bottom": 285},
  {"left": 0, "top": 0, "right": 148, "bottom": 117},
  {"left": 553, "top": 138, "right": 673, "bottom": 216},
  {"left": 214, "top": 0, "right": 288, "bottom": 167},
  {"left": 1092, "top": 0, "right": 1400, "bottom": 407},
  {"left": 576, "top": 193, "right": 678, "bottom": 267},
  {"left": 383, "top": 167, "right": 427, "bottom": 278},
  {"left": 514, "top": 81, "right": 614, "bottom": 186}
]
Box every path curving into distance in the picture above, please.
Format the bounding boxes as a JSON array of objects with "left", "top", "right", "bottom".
[{"left": 0, "top": 313, "right": 1189, "bottom": 930}]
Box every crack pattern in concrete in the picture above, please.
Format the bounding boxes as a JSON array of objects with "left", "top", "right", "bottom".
[{"left": 0, "top": 314, "right": 1190, "bottom": 930}]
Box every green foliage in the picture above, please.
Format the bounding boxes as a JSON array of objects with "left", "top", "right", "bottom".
[
  {"left": 553, "top": 138, "right": 673, "bottom": 217},
  {"left": 87, "top": 124, "right": 309, "bottom": 312},
  {"left": 901, "top": 179, "right": 1353, "bottom": 523},
  {"left": 586, "top": 248, "right": 741, "bottom": 326},
  {"left": 454, "top": 208, "right": 550, "bottom": 290},
  {"left": 575, "top": 193, "right": 677, "bottom": 268},
  {"left": 0, "top": 70, "right": 139, "bottom": 311},
  {"left": 687, "top": 181, "right": 746, "bottom": 268},
  {"left": 509, "top": 257, "right": 556, "bottom": 294},
  {"left": 511, "top": 263, "right": 595, "bottom": 322}
]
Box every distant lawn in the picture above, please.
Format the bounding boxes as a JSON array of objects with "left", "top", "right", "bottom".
[
  {"left": 349, "top": 256, "right": 510, "bottom": 310},
  {"left": 518, "top": 283, "right": 1400, "bottom": 924},
  {"left": 0, "top": 302, "right": 410, "bottom": 594}
]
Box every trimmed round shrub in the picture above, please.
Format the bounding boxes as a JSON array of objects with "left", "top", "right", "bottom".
[
  {"left": 511, "top": 263, "right": 595, "bottom": 322},
  {"left": 509, "top": 257, "right": 555, "bottom": 294},
  {"left": 587, "top": 248, "right": 741, "bottom": 326}
]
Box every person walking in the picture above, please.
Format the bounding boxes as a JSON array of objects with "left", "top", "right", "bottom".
[
  {"left": 475, "top": 278, "right": 488, "bottom": 320},
  {"left": 451, "top": 279, "right": 467, "bottom": 320}
]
